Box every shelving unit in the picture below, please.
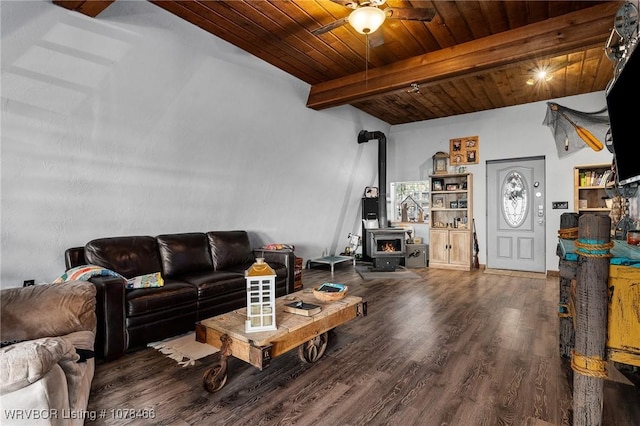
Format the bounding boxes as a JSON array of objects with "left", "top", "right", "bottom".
[
  {"left": 429, "top": 173, "right": 473, "bottom": 270},
  {"left": 573, "top": 163, "right": 612, "bottom": 214}
]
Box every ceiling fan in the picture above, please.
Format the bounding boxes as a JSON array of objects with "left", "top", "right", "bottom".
[{"left": 312, "top": 0, "right": 436, "bottom": 46}]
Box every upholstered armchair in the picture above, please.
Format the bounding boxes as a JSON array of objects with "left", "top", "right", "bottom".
[{"left": 1, "top": 281, "right": 97, "bottom": 426}]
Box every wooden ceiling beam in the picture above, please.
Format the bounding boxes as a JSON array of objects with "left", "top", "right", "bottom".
[
  {"left": 52, "top": 1, "right": 116, "bottom": 18},
  {"left": 306, "top": 2, "right": 619, "bottom": 110}
]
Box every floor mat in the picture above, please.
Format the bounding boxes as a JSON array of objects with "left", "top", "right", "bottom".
[
  {"left": 356, "top": 265, "right": 421, "bottom": 280},
  {"left": 148, "top": 332, "right": 218, "bottom": 367}
]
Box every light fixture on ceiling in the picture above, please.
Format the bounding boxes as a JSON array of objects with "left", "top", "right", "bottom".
[
  {"left": 348, "top": 6, "right": 386, "bottom": 34},
  {"left": 526, "top": 68, "right": 553, "bottom": 85}
]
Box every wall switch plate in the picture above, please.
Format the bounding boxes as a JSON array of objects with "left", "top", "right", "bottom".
[
  {"left": 23, "top": 279, "right": 35, "bottom": 287},
  {"left": 552, "top": 201, "right": 569, "bottom": 209}
]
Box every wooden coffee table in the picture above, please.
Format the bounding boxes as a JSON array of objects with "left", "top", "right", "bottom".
[{"left": 195, "top": 290, "right": 366, "bottom": 392}]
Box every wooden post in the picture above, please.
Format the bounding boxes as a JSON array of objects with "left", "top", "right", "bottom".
[
  {"left": 557, "top": 212, "right": 578, "bottom": 358},
  {"left": 573, "top": 214, "right": 611, "bottom": 426}
]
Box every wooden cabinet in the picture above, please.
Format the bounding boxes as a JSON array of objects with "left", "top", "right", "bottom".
[
  {"left": 574, "top": 163, "right": 612, "bottom": 214},
  {"left": 429, "top": 173, "right": 473, "bottom": 270},
  {"left": 429, "top": 228, "right": 471, "bottom": 269}
]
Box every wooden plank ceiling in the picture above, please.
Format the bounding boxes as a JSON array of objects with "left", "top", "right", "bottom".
[{"left": 53, "top": 1, "right": 622, "bottom": 125}]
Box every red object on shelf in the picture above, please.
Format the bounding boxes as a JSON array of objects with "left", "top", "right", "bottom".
[{"left": 627, "top": 231, "right": 640, "bottom": 246}]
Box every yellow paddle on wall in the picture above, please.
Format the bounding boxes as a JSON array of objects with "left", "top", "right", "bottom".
[{"left": 549, "top": 104, "right": 604, "bottom": 151}]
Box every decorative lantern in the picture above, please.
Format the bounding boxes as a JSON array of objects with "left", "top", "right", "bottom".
[
  {"left": 245, "top": 258, "right": 277, "bottom": 333},
  {"left": 432, "top": 151, "right": 449, "bottom": 174}
]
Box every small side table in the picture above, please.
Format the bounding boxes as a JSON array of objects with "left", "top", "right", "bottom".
[{"left": 306, "top": 255, "right": 355, "bottom": 273}]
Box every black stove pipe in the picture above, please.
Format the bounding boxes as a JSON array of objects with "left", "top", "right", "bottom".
[{"left": 358, "top": 130, "right": 387, "bottom": 229}]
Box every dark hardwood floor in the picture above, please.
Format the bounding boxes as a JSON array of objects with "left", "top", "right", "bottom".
[{"left": 87, "top": 265, "right": 640, "bottom": 425}]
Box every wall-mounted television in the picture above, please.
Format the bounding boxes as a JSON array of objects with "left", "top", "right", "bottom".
[{"left": 606, "top": 45, "right": 640, "bottom": 186}]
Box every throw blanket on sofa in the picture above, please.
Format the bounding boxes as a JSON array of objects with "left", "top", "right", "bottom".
[
  {"left": 53, "top": 265, "right": 164, "bottom": 289},
  {"left": 0, "top": 337, "right": 78, "bottom": 394},
  {"left": 53, "top": 265, "right": 125, "bottom": 283}
]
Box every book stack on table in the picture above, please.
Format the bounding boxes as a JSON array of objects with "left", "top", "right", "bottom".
[{"left": 283, "top": 301, "right": 321, "bottom": 316}]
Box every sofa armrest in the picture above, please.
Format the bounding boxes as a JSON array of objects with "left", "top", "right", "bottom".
[
  {"left": 88, "top": 276, "right": 127, "bottom": 361},
  {"left": 253, "top": 249, "right": 295, "bottom": 294},
  {"left": 1, "top": 281, "right": 96, "bottom": 343}
]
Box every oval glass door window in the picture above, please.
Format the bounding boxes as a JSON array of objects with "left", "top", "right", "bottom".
[{"left": 502, "top": 171, "right": 528, "bottom": 227}]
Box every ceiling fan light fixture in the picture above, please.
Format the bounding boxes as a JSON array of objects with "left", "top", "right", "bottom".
[{"left": 348, "top": 6, "right": 386, "bottom": 34}]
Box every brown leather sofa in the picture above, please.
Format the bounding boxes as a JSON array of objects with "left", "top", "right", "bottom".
[{"left": 65, "top": 231, "right": 294, "bottom": 361}]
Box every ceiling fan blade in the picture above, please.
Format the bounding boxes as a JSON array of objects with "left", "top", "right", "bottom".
[
  {"left": 311, "top": 17, "right": 350, "bottom": 35},
  {"left": 328, "top": 0, "right": 359, "bottom": 9},
  {"left": 368, "top": 31, "right": 385, "bottom": 48},
  {"left": 385, "top": 7, "right": 436, "bottom": 22}
]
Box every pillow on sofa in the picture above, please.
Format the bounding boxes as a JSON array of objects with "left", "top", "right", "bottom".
[
  {"left": 125, "top": 272, "right": 164, "bottom": 289},
  {"left": 53, "top": 265, "right": 125, "bottom": 284},
  {"left": 207, "top": 231, "right": 255, "bottom": 270}
]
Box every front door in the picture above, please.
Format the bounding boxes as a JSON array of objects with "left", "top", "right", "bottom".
[{"left": 486, "top": 157, "right": 546, "bottom": 273}]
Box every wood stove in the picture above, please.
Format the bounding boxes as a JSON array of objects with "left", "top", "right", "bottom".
[
  {"left": 367, "top": 228, "right": 406, "bottom": 271},
  {"left": 358, "top": 130, "right": 406, "bottom": 271}
]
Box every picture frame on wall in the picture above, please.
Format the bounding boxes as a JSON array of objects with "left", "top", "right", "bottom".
[
  {"left": 433, "top": 196, "right": 444, "bottom": 208},
  {"left": 466, "top": 150, "right": 477, "bottom": 163},
  {"left": 458, "top": 199, "right": 468, "bottom": 208},
  {"left": 432, "top": 179, "right": 444, "bottom": 191},
  {"left": 450, "top": 201, "right": 458, "bottom": 208},
  {"left": 449, "top": 136, "right": 479, "bottom": 165}
]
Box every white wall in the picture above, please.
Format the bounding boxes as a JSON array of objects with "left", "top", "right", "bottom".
[
  {"left": 388, "top": 93, "right": 615, "bottom": 271},
  {"left": 1, "top": 0, "right": 388, "bottom": 287},
  {"left": 1, "top": 1, "right": 624, "bottom": 287}
]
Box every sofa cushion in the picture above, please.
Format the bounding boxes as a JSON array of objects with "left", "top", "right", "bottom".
[
  {"left": 125, "top": 282, "right": 197, "bottom": 317},
  {"left": 85, "top": 236, "right": 162, "bottom": 278},
  {"left": 207, "top": 231, "right": 255, "bottom": 271},
  {"left": 156, "top": 233, "right": 213, "bottom": 278},
  {"left": 179, "top": 271, "right": 246, "bottom": 298}
]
